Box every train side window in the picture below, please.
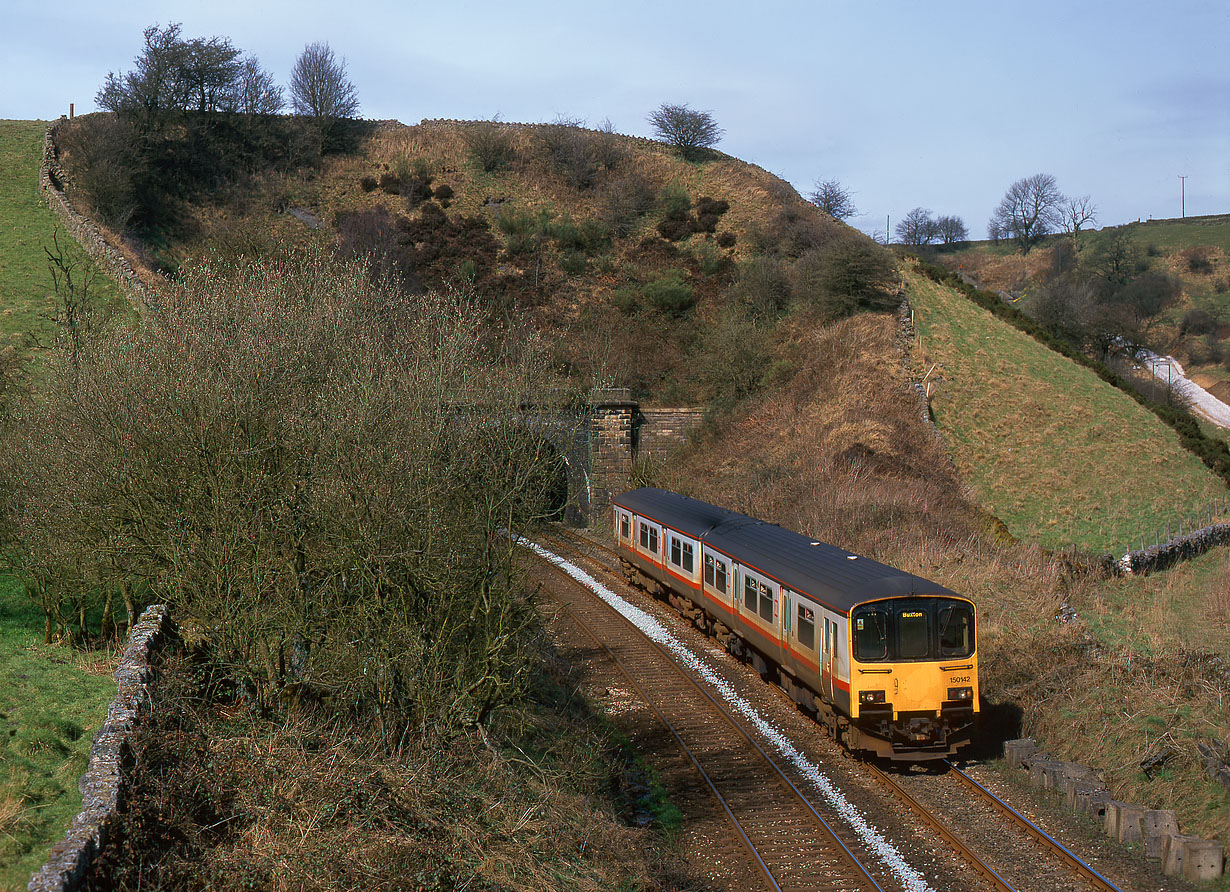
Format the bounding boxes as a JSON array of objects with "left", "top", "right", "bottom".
[
  {"left": 853, "top": 609, "right": 888, "bottom": 661},
  {"left": 714, "top": 558, "right": 727, "bottom": 594},
  {"left": 758, "top": 582, "right": 774, "bottom": 623},
  {"left": 670, "top": 536, "right": 681, "bottom": 566},
  {"left": 649, "top": 527, "right": 658, "bottom": 553},
  {"left": 620, "top": 513, "right": 630, "bottom": 540},
  {"left": 639, "top": 521, "right": 648, "bottom": 549},
  {"left": 938, "top": 603, "right": 975, "bottom": 657},
  {"left": 681, "top": 541, "right": 694, "bottom": 573},
  {"left": 897, "top": 608, "right": 930, "bottom": 659},
  {"left": 797, "top": 605, "right": 815, "bottom": 650},
  {"left": 743, "top": 575, "right": 757, "bottom": 613},
  {"left": 704, "top": 554, "right": 715, "bottom": 587}
]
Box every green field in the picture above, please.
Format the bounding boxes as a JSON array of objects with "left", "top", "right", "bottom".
[
  {"left": 908, "top": 262, "right": 1227, "bottom": 552},
  {"left": 0, "top": 120, "right": 123, "bottom": 890},
  {"left": 0, "top": 120, "right": 124, "bottom": 361},
  {"left": 0, "top": 577, "right": 115, "bottom": 891}
]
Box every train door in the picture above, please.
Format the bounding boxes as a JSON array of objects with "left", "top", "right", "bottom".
[{"left": 821, "top": 616, "right": 835, "bottom": 703}]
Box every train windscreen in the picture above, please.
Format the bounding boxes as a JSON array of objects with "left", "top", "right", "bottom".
[{"left": 852, "top": 598, "right": 974, "bottom": 662}]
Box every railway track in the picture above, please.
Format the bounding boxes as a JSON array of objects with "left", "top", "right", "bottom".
[
  {"left": 534, "top": 541, "right": 885, "bottom": 892},
  {"left": 535, "top": 526, "right": 1133, "bottom": 892},
  {"left": 862, "top": 762, "right": 1122, "bottom": 892}
]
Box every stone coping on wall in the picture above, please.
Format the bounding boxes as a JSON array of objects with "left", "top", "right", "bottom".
[{"left": 27, "top": 605, "right": 174, "bottom": 892}]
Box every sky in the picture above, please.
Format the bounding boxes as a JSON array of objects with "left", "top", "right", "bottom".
[{"left": 3, "top": 0, "right": 1227, "bottom": 241}]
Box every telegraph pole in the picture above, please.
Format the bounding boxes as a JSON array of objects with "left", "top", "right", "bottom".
[{"left": 1179, "top": 175, "right": 1187, "bottom": 218}]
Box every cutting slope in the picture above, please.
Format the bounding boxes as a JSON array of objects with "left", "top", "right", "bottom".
[{"left": 908, "top": 261, "right": 1225, "bottom": 552}]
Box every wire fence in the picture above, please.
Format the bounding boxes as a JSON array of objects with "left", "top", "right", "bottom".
[{"left": 1125, "top": 495, "right": 1230, "bottom": 555}]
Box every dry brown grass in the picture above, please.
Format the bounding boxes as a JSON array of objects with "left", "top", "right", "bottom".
[{"left": 93, "top": 649, "right": 706, "bottom": 892}]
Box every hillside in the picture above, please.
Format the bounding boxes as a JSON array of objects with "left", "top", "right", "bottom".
[
  {"left": 942, "top": 217, "right": 1230, "bottom": 406},
  {"left": 907, "top": 260, "right": 1226, "bottom": 553},
  {"left": 26, "top": 113, "right": 1230, "bottom": 876},
  {"left": 55, "top": 114, "right": 892, "bottom": 405}
]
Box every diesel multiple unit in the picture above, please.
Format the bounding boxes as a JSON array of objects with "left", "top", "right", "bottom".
[{"left": 612, "top": 487, "right": 978, "bottom": 760}]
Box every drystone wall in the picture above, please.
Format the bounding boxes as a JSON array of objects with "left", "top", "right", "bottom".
[
  {"left": 27, "top": 605, "right": 174, "bottom": 892},
  {"left": 40, "top": 119, "right": 155, "bottom": 310},
  {"left": 1118, "top": 523, "right": 1230, "bottom": 575}
]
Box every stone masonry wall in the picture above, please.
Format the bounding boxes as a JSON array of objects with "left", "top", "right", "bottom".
[
  {"left": 40, "top": 119, "right": 154, "bottom": 310},
  {"left": 635, "top": 408, "right": 704, "bottom": 464},
  {"left": 27, "top": 605, "right": 174, "bottom": 892}
]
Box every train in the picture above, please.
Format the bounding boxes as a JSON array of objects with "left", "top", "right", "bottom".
[{"left": 611, "top": 488, "right": 978, "bottom": 761}]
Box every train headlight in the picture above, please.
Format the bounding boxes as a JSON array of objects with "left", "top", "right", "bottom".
[
  {"left": 948, "top": 686, "right": 974, "bottom": 701},
  {"left": 859, "top": 690, "right": 885, "bottom": 704}
]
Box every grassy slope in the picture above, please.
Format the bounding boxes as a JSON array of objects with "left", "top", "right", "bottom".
[
  {"left": 908, "top": 261, "right": 1226, "bottom": 552},
  {"left": 0, "top": 121, "right": 120, "bottom": 890},
  {"left": 0, "top": 578, "right": 115, "bottom": 891}
]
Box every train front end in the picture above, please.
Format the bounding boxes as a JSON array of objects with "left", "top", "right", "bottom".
[{"left": 845, "top": 595, "right": 978, "bottom": 760}]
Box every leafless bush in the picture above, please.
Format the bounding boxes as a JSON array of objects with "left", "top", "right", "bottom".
[
  {"left": 0, "top": 251, "right": 564, "bottom": 743},
  {"left": 464, "top": 120, "right": 517, "bottom": 172}
]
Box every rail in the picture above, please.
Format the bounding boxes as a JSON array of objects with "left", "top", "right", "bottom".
[{"left": 535, "top": 533, "right": 883, "bottom": 892}]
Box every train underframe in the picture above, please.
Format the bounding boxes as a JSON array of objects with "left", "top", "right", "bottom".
[{"left": 622, "top": 560, "right": 975, "bottom": 761}]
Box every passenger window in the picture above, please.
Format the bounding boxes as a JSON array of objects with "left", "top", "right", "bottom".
[
  {"left": 704, "top": 554, "right": 715, "bottom": 587},
  {"left": 758, "top": 582, "right": 773, "bottom": 623},
  {"left": 797, "top": 605, "right": 815, "bottom": 650},
  {"left": 715, "top": 559, "right": 727, "bottom": 594},
  {"left": 853, "top": 610, "right": 888, "bottom": 661},
  {"left": 671, "top": 536, "right": 681, "bottom": 566},
  {"left": 639, "top": 522, "right": 648, "bottom": 549},
  {"left": 682, "top": 541, "right": 694, "bottom": 573},
  {"left": 648, "top": 527, "right": 658, "bottom": 553},
  {"left": 620, "top": 514, "right": 630, "bottom": 540},
  {"left": 897, "top": 608, "right": 930, "bottom": 659},
  {"left": 743, "top": 575, "right": 757, "bottom": 612},
  {"left": 938, "top": 604, "right": 974, "bottom": 657}
]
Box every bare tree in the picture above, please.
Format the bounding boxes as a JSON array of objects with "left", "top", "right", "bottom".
[
  {"left": 179, "top": 34, "right": 243, "bottom": 113},
  {"left": 809, "top": 178, "right": 857, "bottom": 220},
  {"left": 290, "top": 41, "right": 359, "bottom": 127},
  {"left": 0, "top": 252, "right": 563, "bottom": 739},
  {"left": 989, "top": 173, "right": 1064, "bottom": 254},
  {"left": 238, "top": 55, "right": 284, "bottom": 115},
  {"left": 934, "top": 214, "right": 969, "bottom": 247},
  {"left": 96, "top": 23, "right": 193, "bottom": 135},
  {"left": 894, "top": 207, "right": 936, "bottom": 247},
  {"left": 1060, "top": 194, "right": 1097, "bottom": 241},
  {"left": 647, "top": 103, "right": 723, "bottom": 160}
]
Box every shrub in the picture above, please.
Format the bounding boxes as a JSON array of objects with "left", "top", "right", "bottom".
[
  {"left": 1180, "top": 308, "right": 1217, "bottom": 337},
  {"left": 378, "top": 171, "right": 401, "bottom": 194},
  {"left": 537, "top": 117, "right": 601, "bottom": 190},
  {"left": 656, "top": 217, "right": 694, "bottom": 242},
  {"left": 1146, "top": 243, "right": 1163, "bottom": 257},
  {"left": 1182, "top": 246, "right": 1216, "bottom": 274},
  {"left": 695, "top": 197, "right": 729, "bottom": 217},
  {"left": 659, "top": 182, "right": 691, "bottom": 219},
  {"left": 642, "top": 270, "right": 695, "bottom": 317},
  {"left": 2, "top": 253, "right": 558, "bottom": 741},
  {"left": 597, "top": 174, "right": 656, "bottom": 235},
  {"left": 403, "top": 175, "right": 435, "bottom": 209},
  {"left": 732, "top": 256, "right": 792, "bottom": 320},
  {"left": 716, "top": 231, "right": 737, "bottom": 249},
  {"left": 465, "top": 121, "right": 517, "bottom": 172},
  {"left": 1216, "top": 277, "right": 1229, "bottom": 295},
  {"left": 793, "top": 238, "right": 899, "bottom": 322},
  {"left": 359, "top": 174, "right": 378, "bottom": 193},
  {"left": 560, "top": 251, "right": 587, "bottom": 275},
  {"left": 433, "top": 184, "right": 454, "bottom": 206}
]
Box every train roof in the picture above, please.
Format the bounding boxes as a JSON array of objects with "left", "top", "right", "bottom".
[{"left": 612, "top": 488, "right": 963, "bottom": 614}]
